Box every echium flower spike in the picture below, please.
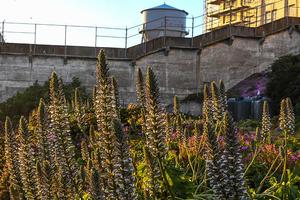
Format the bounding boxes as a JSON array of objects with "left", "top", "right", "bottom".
[
  {"left": 136, "top": 67, "right": 147, "bottom": 134},
  {"left": 202, "top": 84, "right": 212, "bottom": 121},
  {"left": 136, "top": 67, "right": 146, "bottom": 108},
  {"left": 0, "top": 124, "right": 5, "bottom": 181},
  {"left": 285, "top": 97, "right": 295, "bottom": 135},
  {"left": 145, "top": 67, "right": 175, "bottom": 198},
  {"left": 48, "top": 72, "right": 82, "bottom": 199},
  {"left": 18, "top": 116, "right": 38, "bottom": 200},
  {"left": 4, "top": 117, "right": 24, "bottom": 199},
  {"left": 36, "top": 99, "right": 52, "bottom": 163},
  {"left": 111, "top": 76, "right": 120, "bottom": 118},
  {"left": 219, "top": 80, "right": 228, "bottom": 113},
  {"left": 173, "top": 95, "right": 180, "bottom": 115},
  {"left": 261, "top": 101, "right": 271, "bottom": 143},
  {"left": 35, "top": 160, "right": 54, "bottom": 200},
  {"left": 89, "top": 167, "right": 104, "bottom": 200},
  {"left": 113, "top": 119, "right": 137, "bottom": 200},
  {"left": 142, "top": 146, "right": 160, "bottom": 199},
  {"left": 210, "top": 81, "right": 222, "bottom": 122},
  {"left": 94, "top": 50, "right": 121, "bottom": 199},
  {"left": 221, "top": 112, "right": 249, "bottom": 199},
  {"left": 164, "top": 113, "right": 172, "bottom": 145},
  {"left": 145, "top": 66, "right": 167, "bottom": 158},
  {"left": 81, "top": 140, "right": 90, "bottom": 162},
  {"left": 204, "top": 114, "right": 227, "bottom": 199},
  {"left": 279, "top": 99, "right": 287, "bottom": 131}
]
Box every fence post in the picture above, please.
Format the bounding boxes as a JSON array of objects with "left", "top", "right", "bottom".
[
  {"left": 95, "top": 26, "right": 97, "bottom": 57},
  {"left": 64, "top": 25, "right": 67, "bottom": 60},
  {"left": 1, "top": 21, "right": 4, "bottom": 43},
  {"left": 164, "top": 16, "right": 167, "bottom": 47},
  {"left": 125, "top": 26, "right": 128, "bottom": 57},
  {"left": 34, "top": 24, "right": 37, "bottom": 55},
  {"left": 191, "top": 16, "right": 194, "bottom": 47}
]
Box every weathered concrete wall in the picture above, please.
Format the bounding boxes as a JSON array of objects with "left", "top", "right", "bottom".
[
  {"left": 199, "top": 30, "right": 300, "bottom": 89},
  {"left": 0, "top": 55, "right": 135, "bottom": 104},
  {"left": 1, "top": 28, "right": 300, "bottom": 106},
  {"left": 0, "top": 49, "right": 198, "bottom": 105},
  {"left": 135, "top": 48, "right": 199, "bottom": 105}
]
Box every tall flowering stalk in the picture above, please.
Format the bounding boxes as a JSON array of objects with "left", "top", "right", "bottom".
[
  {"left": 94, "top": 50, "right": 136, "bottom": 200},
  {"left": 48, "top": 72, "right": 81, "bottom": 199},
  {"left": 111, "top": 76, "right": 120, "bottom": 118},
  {"left": 279, "top": 97, "right": 295, "bottom": 199},
  {"left": 261, "top": 101, "right": 271, "bottom": 143},
  {"left": 113, "top": 119, "right": 137, "bottom": 200},
  {"left": 205, "top": 115, "right": 227, "bottom": 199},
  {"left": 220, "top": 112, "right": 249, "bottom": 199},
  {"left": 4, "top": 117, "right": 24, "bottom": 199},
  {"left": 210, "top": 81, "right": 223, "bottom": 122},
  {"left": 18, "top": 117, "right": 38, "bottom": 200},
  {"left": 144, "top": 67, "right": 174, "bottom": 199},
  {"left": 94, "top": 50, "right": 121, "bottom": 199}
]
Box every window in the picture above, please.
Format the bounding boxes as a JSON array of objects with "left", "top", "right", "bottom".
[
  {"left": 224, "top": 0, "right": 236, "bottom": 9},
  {"left": 225, "top": 13, "right": 237, "bottom": 23},
  {"left": 272, "top": 10, "right": 277, "bottom": 21},
  {"left": 265, "top": 11, "right": 271, "bottom": 24}
]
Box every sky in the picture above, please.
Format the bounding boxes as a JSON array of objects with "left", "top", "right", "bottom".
[{"left": 0, "top": 0, "right": 205, "bottom": 47}]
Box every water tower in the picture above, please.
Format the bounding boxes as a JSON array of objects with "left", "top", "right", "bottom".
[{"left": 140, "top": 3, "right": 188, "bottom": 42}]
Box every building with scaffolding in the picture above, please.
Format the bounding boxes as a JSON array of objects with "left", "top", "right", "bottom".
[{"left": 205, "top": 0, "right": 299, "bottom": 31}]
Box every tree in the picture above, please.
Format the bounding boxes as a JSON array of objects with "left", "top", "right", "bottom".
[{"left": 266, "top": 54, "right": 300, "bottom": 114}]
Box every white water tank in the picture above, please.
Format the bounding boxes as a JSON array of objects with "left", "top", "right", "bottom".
[{"left": 140, "top": 3, "right": 188, "bottom": 42}]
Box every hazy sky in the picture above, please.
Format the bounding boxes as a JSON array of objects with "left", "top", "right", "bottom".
[{"left": 0, "top": 0, "right": 204, "bottom": 47}]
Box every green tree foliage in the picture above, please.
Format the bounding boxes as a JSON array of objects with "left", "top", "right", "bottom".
[
  {"left": 266, "top": 54, "right": 300, "bottom": 114},
  {"left": 0, "top": 77, "right": 87, "bottom": 123}
]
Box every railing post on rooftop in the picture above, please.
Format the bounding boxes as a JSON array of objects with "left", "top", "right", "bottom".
[
  {"left": 64, "top": 25, "right": 67, "bottom": 62},
  {"left": 1, "top": 21, "right": 4, "bottom": 44},
  {"left": 95, "top": 26, "right": 98, "bottom": 57},
  {"left": 125, "top": 26, "right": 128, "bottom": 57},
  {"left": 191, "top": 16, "right": 194, "bottom": 47},
  {"left": 34, "top": 24, "right": 37, "bottom": 55},
  {"left": 164, "top": 16, "right": 167, "bottom": 47}
]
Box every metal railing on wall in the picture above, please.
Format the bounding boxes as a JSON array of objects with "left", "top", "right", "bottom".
[{"left": 0, "top": 1, "right": 299, "bottom": 56}]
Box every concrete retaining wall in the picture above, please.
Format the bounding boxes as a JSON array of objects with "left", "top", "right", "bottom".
[{"left": 1, "top": 20, "right": 300, "bottom": 106}]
